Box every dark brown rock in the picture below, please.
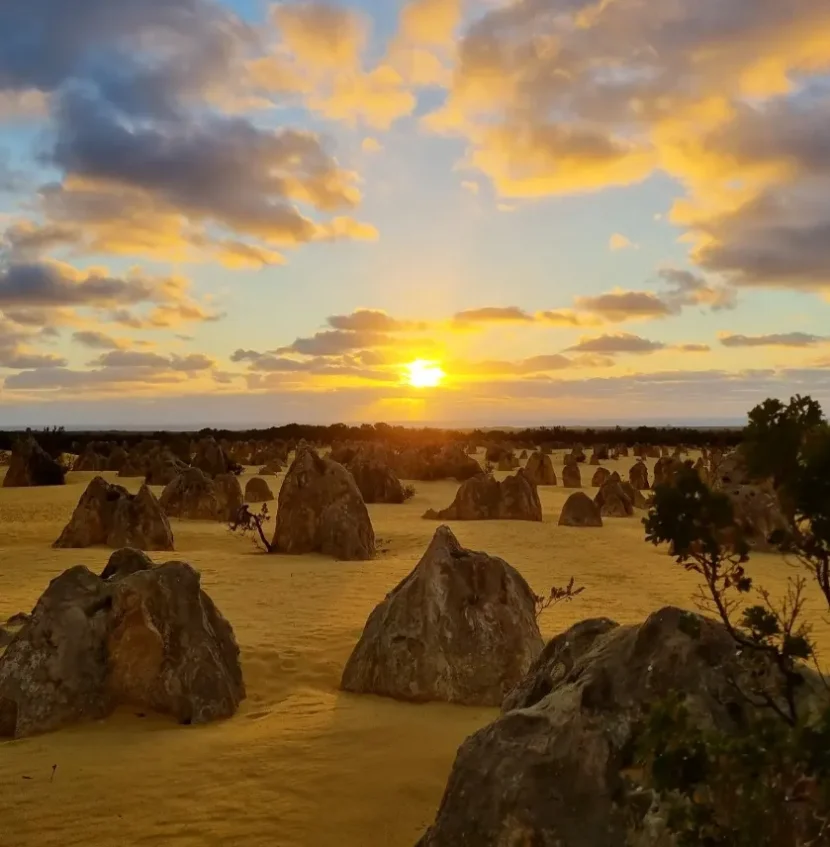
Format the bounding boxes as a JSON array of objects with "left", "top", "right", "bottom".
[
  {"left": 215, "top": 473, "right": 244, "bottom": 521},
  {"left": 562, "top": 462, "right": 581, "bottom": 488},
  {"left": 558, "top": 492, "right": 603, "bottom": 527},
  {"left": 159, "top": 468, "right": 222, "bottom": 520},
  {"left": 272, "top": 448, "right": 375, "bottom": 560},
  {"left": 423, "top": 471, "right": 542, "bottom": 522},
  {"left": 100, "top": 548, "right": 155, "bottom": 581},
  {"left": 417, "top": 607, "right": 820, "bottom": 847},
  {"left": 53, "top": 477, "right": 174, "bottom": 551},
  {"left": 590, "top": 467, "right": 611, "bottom": 487},
  {"left": 348, "top": 455, "right": 406, "bottom": 504},
  {"left": 525, "top": 452, "right": 557, "bottom": 486},
  {"left": 593, "top": 480, "right": 634, "bottom": 518},
  {"left": 192, "top": 437, "right": 231, "bottom": 478},
  {"left": 341, "top": 526, "right": 543, "bottom": 705},
  {"left": 0, "top": 561, "right": 244, "bottom": 738},
  {"left": 725, "top": 484, "right": 789, "bottom": 552},
  {"left": 244, "top": 477, "right": 274, "bottom": 503},
  {"left": 2, "top": 436, "right": 65, "bottom": 487},
  {"left": 72, "top": 445, "right": 107, "bottom": 472},
  {"left": 629, "top": 461, "right": 650, "bottom": 490}
]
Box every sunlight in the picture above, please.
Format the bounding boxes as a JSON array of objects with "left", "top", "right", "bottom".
[{"left": 404, "top": 359, "right": 446, "bottom": 388}]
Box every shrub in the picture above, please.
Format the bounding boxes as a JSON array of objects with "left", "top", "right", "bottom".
[{"left": 632, "top": 395, "right": 830, "bottom": 846}]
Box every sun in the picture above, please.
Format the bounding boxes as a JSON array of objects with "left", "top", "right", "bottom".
[{"left": 405, "top": 359, "right": 445, "bottom": 388}]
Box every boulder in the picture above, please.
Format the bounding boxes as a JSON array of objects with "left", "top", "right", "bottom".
[
  {"left": 562, "top": 462, "right": 581, "bottom": 488},
  {"left": 558, "top": 492, "right": 603, "bottom": 527},
  {"left": 53, "top": 477, "right": 174, "bottom": 551},
  {"left": 593, "top": 480, "right": 634, "bottom": 518},
  {"left": 192, "top": 437, "right": 232, "bottom": 478},
  {"left": 272, "top": 448, "right": 375, "bottom": 560},
  {"left": 524, "top": 452, "right": 557, "bottom": 486},
  {"left": 145, "top": 452, "right": 188, "bottom": 486},
  {"left": 2, "top": 436, "right": 65, "bottom": 487},
  {"left": 0, "top": 561, "right": 244, "bottom": 738},
  {"left": 160, "top": 468, "right": 222, "bottom": 520},
  {"left": 629, "top": 461, "right": 650, "bottom": 490},
  {"left": 341, "top": 526, "right": 543, "bottom": 706},
  {"left": 416, "top": 607, "right": 818, "bottom": 847},
  {"left": 72, "top": 445, "right": 107, "bottom": 472},
  {"left": 423, "top": 471, "right": 542, "bottom": 522},
  {"left": 348, "top": 455, "right": 406, "bottom": 504},
  {"left": 569, "top": 446, "right": 586, "bottom": 463},
  {"left": 620, "top": 481, "right": 648, "bottom": 510},
  {"left": 244, "top": 477, "right": 274, "bottom": 503},
  {"left": 725, "top": 484, "right": 789, "bottom": 552},
  {"left": 588, "top": 452, "right": 600, "bottom": 466},
  {"left": 258, "top": 462, "right": 282, "bottom": 476},
  {"left": 107, "top": 446, "right": 129, "bottom": 472},
  {"left": 590, "top": 467, "right": 611, "bottom": 487},
  {"left": 215, "top": 473, "right": 244, "bottom": 521},
  {"left": 100, "top": 548, "right": 155, "bottom": 581},
  {"left": 497, "top": 455, "right": 518, "bottom": 472}
]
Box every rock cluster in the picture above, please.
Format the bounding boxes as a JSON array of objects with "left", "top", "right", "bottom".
[
  {"left": 423, "top": 470, "right": 542, "bottom": 522},
  {"left": 0, "top": 555, "right": 244, "bottom": 737},
  {"left": 341, "top": 526, "right": 543, "bottom": 705},
  {"left": 2, "top": 436, "right": 66, "bottom": 487}
]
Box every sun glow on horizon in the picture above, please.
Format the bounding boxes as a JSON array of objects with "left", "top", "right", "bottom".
[{"left": 404, "top": 359, "right": 446, "bottom": 388}]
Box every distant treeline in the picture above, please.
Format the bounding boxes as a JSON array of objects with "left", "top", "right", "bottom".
[{"left": 0, "top": 422, "right": 745, "bottom": 456}]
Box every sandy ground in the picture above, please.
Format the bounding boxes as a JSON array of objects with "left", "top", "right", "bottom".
[{"left": 1, "top": 451, "right": 827, "bottom": 847}]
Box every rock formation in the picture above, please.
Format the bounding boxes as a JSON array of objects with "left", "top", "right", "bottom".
[
  {"left": 2, "top": 436, "right": 65, "bottom": 487},
  {"left": 558, "top": 492, "right": 603, "bottom": 527},
  {"left": 0, "top": 560, "right": 244, "bottom": 738},
  {"left": 215, "top": 473, "right": 243, "bottom": 522},
  {"left": 416, "top": 607, "right": 819, "bottom": 847},
  {"left": 423, "top": 470, "right": 542, "bottom": 522},
  {"left": 562, "top": 461, "right": 581, "bottom": 488},
  {"left": 244, "top": 477, "right": 274, "bottom": 503},
  {"left": 341, "top": 526, "right": 543, "bottom": 705},
  {"left": 53, "top": 477, "right": 174, "bottom": 551},
  {"left": 590, "top": 467, "right": 611, "bottom": 487},
  {"left": 160, "top": 469, "right": 222, "bottom": 520},
  {"left": 272, "top": 448, "right": 375, "bottom": 560},
  {"left": 524, "top": 452, "right": 557, "bottom": 486},
  {"left": 348, "top": 454, "right": 406, "bottom": 504},
  {"left": 593, "top": 480, "right": 634, "bottom": 517},
  {"left": 629, "top": 461, "right": 650, "bottom": 490}
]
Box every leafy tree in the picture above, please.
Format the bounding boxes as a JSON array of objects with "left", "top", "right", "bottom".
[{"left": 635, "top": 396, "right": 830, "bottom": 846}]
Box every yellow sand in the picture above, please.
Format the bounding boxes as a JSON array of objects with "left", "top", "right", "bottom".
[{"left": 0, "top": 453, "right": 827, "bottom": 847}]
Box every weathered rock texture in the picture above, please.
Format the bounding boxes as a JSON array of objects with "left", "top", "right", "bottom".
[
  {"left": 272, "top": 448, "right": 375, "bottom": 560},
  {"left": 244, "top": 477, "right": 274, "bottom": 503},
  {"left": 524, "top": 452, "right": 557, "bottom": 486},
  {"left": 0, "top": 560, "right": 244, "bottom": 737},
  {"left": 629, "top": 461, "right": 650, "bottom": 490},
  {"left": 3, "top": 436, "right": 66, "bottom": 487},
  {"left": 53, "top": 477, "right": 174, "bottom": 550},
  {"left": 423, "top": 471, "right": 542, "bottom": 522},
  {"left": 416, "top": 607, "right": 821, "bottom": 847},
  {"left": 160, "top": 468, "right": 220, "bottom": 520},
  {"left": 593, "top": 480, "right": 634, "bottom": 518},
  {"left": 558, "top": 492, "right": 603, "bottom": 527},
  {"left": 341, "top": 526, "right": 543, "bottom": 705},
  {"left": 348, "top": 454, "right": 406, "bottom": 504},
  {"left": 562, "top": 462, "right": 582, "bottom": 488}
]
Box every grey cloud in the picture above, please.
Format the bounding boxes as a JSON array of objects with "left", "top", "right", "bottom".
[
  {"left": 72, "top": 330, "right": 123, "bottom": 350},
  {"left": 567, "top": 333, "right": 666, "bottom": 354},
  {"left": 327, "top": 309, "right": 427, "bottom": 332},
  {"left": 720, "top": 332, "right": 828, "bottom": 348},
  {"left": 576, "top": 291, "right": 673, "bottom": 322},
  {"left": 92, "top": 350, "right": 215, "bottom": 371},
  {"left": 453, "top": 306, "right": 534, "bottom": 324},
  {"left": 277, "top": 330, "right": 394, "bottom": 356}
]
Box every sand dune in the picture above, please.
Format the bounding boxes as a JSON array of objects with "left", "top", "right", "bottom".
[{"left": 1, "top": 453, "right": 826, "bottom": 846}]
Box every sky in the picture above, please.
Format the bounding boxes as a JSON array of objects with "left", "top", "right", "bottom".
[{"left": 1, "top": 0, "right": 830, "bottom": 428}]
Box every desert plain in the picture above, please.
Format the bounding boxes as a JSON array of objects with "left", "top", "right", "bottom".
[{"left": 1, "top": 449, "right": 826, "bottom": 847}]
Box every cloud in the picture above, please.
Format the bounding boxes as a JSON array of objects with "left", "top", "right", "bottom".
[
  {"left": 0, "top": 260, "right": 219, "bottom": 328},
  {"left": 576, "top": 291, "right": 673, "bottom": 322},
  {"left": 567, "top": 333, "right": 666, "bottom": 355},
  {"left": 609, "top": 233, "right": 637, "bottom": 251},
  {"left": 72, "top": 330, "right": 126, "bottom": 350},
  {"left": 453, "top": 306, "right": 535, "bottom": 325},
  {"left": 277, "top": 329, "right": 395, "bottom": 356},
  {"left": 327, "top": 309, "right": 427, "bottom": 332},
  {"left": 719, "top": 332, "right": 828, "bottom": 348},
  {"left": 676, "top": 344, "right": 711, "bottom": 353},
  {"left": 362, "top": 137, "right": 382, "bottom": 153}
]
